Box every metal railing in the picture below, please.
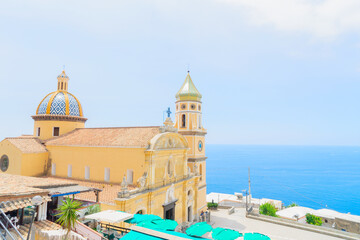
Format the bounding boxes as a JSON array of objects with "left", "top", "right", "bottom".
[
  {"left": 99, "top": 223, "right": 130, "bottom": 234},
  {"left": 0, "top": 209, "right": 25, "bottom": 240}
]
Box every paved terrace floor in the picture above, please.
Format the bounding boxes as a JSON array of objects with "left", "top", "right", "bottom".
[{"left": 210, "top": 208, "right": 345, "bottom": 240}]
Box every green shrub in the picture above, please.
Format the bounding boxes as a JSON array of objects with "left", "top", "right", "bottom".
[
  {"left": 207, "top": 202, "right": 218, "bottom": 209},
  {"left": 306, "top": 213, "right": 322, "bottom": 226},
  {"left": 259, "top": 203, "right": 277, "bottom": 217},
  {"left": 85, "top": 204, "right": 100, "bottom": 215},
  {"left": 286, "top": 202, "right": 298, "bottom": 208}
]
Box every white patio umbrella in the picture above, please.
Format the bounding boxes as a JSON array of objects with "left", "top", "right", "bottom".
[{"left": 85, "top": 210, "right": 133, "bottom": 224}]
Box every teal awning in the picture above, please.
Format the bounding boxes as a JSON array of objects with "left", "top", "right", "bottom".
[
  {"left": 137, "top": 219, "right": 178, "bottom": 231},
  {"left": 121, "top": 231, "right": 161, "bottom": 240},
  {"left": 244, "top": 233, "right": 271, "bottom": 240},
  {"left": 125, "top": 214, "right": 161, "bottom": 224},
  {"left": 186, "top": 222, "right": 212, "bottom": 237},
  {"left": 211, "top": 227, "right": 242, "bottom": 240},
  {"left": 122, "top": 229, "right": 208, "bottom": 240}
]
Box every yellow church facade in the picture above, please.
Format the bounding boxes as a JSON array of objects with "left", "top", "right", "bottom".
[{"left": 0, "top": 71, "right": 207, "bottom": 223}]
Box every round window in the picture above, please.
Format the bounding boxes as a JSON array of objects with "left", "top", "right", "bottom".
[
  {"left": 198, "top": 141, "right": 203, "bottom": 152},
  {"left": 1, "top": 155, "right": 9, "bottom": 172},
  {"left": 181, "top": 104, "right": 186, "bottom": 110},
  {"left": 191, "top": 104, "right": 196, "bottom": 110}
]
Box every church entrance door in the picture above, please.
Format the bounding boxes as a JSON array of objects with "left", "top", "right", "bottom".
[
  {"left": 187, "top": 206, "right": 192, "bottom": 222},
  {"left": 163, "top": 201, "right": 177, "bottom": 220}
]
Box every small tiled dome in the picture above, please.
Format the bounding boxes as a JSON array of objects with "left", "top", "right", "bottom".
[
  {"left": 36, "top": 71, "right": 83, "bottom": 117},
  {"left": 36, "top": 91, "right": 83, "bottom": 117}
]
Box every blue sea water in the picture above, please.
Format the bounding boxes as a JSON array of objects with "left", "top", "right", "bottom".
[{"left": 206, "top": 144, "right": 360, "bottom": 215}]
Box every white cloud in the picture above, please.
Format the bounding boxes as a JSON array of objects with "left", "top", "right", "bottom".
[{"left": 221, "top": 0, "right": 360, "bottom": 38}]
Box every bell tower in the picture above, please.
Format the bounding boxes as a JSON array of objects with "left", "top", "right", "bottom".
[{"left": 174, "top": 71, "right": 207, "bottom": 214}]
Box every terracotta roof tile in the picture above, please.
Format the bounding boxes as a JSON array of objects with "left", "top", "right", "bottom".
[
  {"left": 6, "top": 136, "right": 47, "bottom": 153},
  {"left": 0, "top": 174, "right": 71, "bottom": 197},
  {"left": 45, "top": 127, "right": 160, "bottom": 148},
  {"left": 46, "top": 177, "right": 136, "bottom": 205}
]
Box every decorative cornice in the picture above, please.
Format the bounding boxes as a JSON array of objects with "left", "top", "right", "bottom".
[
  {"left": 198, "top": 184, "right": 207, "bottom": 190},
  {"left": 32, "top": 115, "right": 87, "bottom": 123},
  {"left": 187, "top": 157, "right": 207, "bottom": 162},
  {"left": 177, "top": 131, "right": 207, "bottom": 136}
]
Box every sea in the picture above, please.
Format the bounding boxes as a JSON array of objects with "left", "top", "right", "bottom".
[{"left": 206, "top": 144, "right": 360, "bottom": 216}]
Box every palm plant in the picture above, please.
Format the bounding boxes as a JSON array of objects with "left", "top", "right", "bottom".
[{"left": 56, "top": 198, "right": 82, "bottom": 239}]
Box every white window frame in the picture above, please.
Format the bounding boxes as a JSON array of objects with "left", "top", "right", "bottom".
[
  {"left": 51, "top": 163, "right": 56, "bottom": 176},
  {"left": 85, "top": 166, "right": 90, "bottom": 180},
  {"left": 68, "top": 165, "right": 72, "bottom": 177},
  {"left": 104, "top": 168, "right": 110, "bottom": 182},
  {"left": 127, "top": 169, "right": 134, "bottom": 184}
]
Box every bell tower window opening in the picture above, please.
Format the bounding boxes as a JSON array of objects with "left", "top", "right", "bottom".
[
  {"left": 181, "top": 114, "right": 186, "bottom": 128},
  {"left": 53, "top": 127, "right": 60, "bottom": 137},
  {"left": 199, "top": 164, "right": 203, "bottom": 181},
  {"left": 61, "top": 82, "right": 63, "bottom": 90},
  {"left": 64, "top": 83, "right": 67, "bottom": 91}
]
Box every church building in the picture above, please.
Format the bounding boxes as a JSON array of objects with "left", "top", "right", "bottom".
[{"left": 0, "top": 71, "right": 207, "bottom": 223}]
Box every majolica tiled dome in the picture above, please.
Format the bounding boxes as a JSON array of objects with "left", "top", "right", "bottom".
[
  {"left": 35, "top": 71, "right": 84, "bottom": 117},
  {"left": 36, "top": 91, "right": 83, "bottom": 117}
]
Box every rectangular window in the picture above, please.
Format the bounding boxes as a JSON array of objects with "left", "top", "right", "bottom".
[
  {"left": 51, "top": 163, "right": 56, "bottom": 176},
  {"left": 85, "top": 166, "right": 90, "bottom": 180},
  {"left": 127, "top": 169, "right": 134, "bottom": 184},
  {"left": 68, "top": 165, "right": 72, "bottom": 177},
  {"left": 104, "top": 168, "right": 110, "bottom": 182},
  {"left": 37, "top": 127, "right": 41, "bottom": 137},
  {"left": 53, "top": 127, "right": 60, "bottom": 136}
]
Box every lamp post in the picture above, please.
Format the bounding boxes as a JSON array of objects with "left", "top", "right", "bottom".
[
  {"left": 242, "top": 189, "right": 248, "bottom": 213},
  {"left": 27, "top": 195, "right": 43, "bottom": 240}
]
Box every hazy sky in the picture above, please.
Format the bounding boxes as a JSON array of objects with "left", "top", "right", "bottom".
[{"left": 1, "top": 0, "right": 360, "bottom": 145}]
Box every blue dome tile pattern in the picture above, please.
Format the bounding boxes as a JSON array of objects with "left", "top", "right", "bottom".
[
  {"left": 37, "top": 94, "right": 52, "bottom": 114},
  {"left": 68, "top": 94, "right": 80, "bottom": 116},
  {"left": 36, "top": 91, "right": 83, "bottom": 117},
  {"left": 50, "top": 92, "right": 66, "bottom": 115}
]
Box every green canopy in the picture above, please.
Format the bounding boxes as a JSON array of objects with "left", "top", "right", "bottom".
[
  {"left": 211, "top": 227, "right": 242, "bottom": 240},
  {"left": 244, "top": 233, "right": 271, "bottom": 240},
  {"left": 124, "top": 214, "right": 161, "bottom": 224},
  {"left": 137, "top": 219, "right": 178, "bottom": 231},
  {"left": 186, "top": 222, "right": 213, "bottom": 237}
]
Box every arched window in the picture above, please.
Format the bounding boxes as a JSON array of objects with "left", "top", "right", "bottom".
[
  {"left": 61, "top": 82, "right": 64, "bottom": 90},
  {"left": 199, "top": 164, "right": 203, "bottom": 181},
  {"left": 182, "top": 114, "right": 186, "bottom": 128},
  {"left": 58, "top": 82, "right": 60, "bottom": 90},
  {"left": 64, "top": 83, "right": 66, "bottom": 90}
]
